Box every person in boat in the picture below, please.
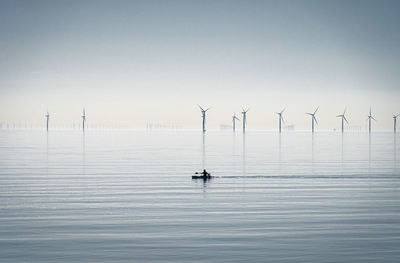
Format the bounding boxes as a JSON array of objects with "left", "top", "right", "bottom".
[{"left": 201, "top": 169, "right": 210, "bottom": 177}]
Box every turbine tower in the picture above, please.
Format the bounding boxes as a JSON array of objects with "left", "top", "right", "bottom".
[
  {"left": 232, "top": 113, "right": 240, "bottom": 132},
  {"left": 336, "top": 107, "right": 349, "bottom": 133},
  {"left": 276, "top": 108, "right": 285, "bottom": 133},
  {"left": 82, "top": 108, "right": 86, "bottom": 132},
  {"left": 45, "top": 110, "right": 50, "bottom": 132},
  {"left": 242, "top": 108, "right": 249, "bottom": 133},
  {"left": 198, "top": 105, "right": 210, "bottom": 133},
  {"left": 306, "top": 107, "right": 319, "bottom": 133},
  {"left": 367, "top": 108, "right": 376, "bottom": 133},
  {"left": 393, "top": 113, "right": 399, "bottom": 133}
]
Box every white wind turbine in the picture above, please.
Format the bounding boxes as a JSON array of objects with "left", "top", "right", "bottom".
[
  {"left": 393, "top": 113, "right": 399, "bottom": 133},
  {"left": 306, "top": 107, "right": 319, "bottom": 133},
  {"left": 82, "top": 108, "right": 86, "bottom": 132},
  {"left": 336, "top": 107, "right": 349, "bottom": 133},
  {"left": 232, "top": 113, "right": 240, "bottom": 132},
  {"left": 45, "top": 110, "right": 50, "bottom": 132},
  {"left": 276, "top": 108, "right": 285, "bottom": 133},
  {"left": 198, "top": 105, "right": 210, "bottom": 133},
  {"left": 367, "top": 107, "right": 376, "bottom": 133},
  {"left": 242, "top": 108, "right": 249, "bottom": 133}
]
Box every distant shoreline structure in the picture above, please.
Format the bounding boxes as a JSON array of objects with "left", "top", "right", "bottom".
[{"left": 0, "top": 125, "right": 396, "bottom": 133}]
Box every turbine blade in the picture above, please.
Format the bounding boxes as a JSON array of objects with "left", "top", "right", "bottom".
[
  {"left": 372, "top": 116, "right": 377, "bottom": 121},
  {"left": 198, "top": 105, "right": 204, "bottom": 111},
  {"left": 344, "top": 116, "right": 349, "bottom": 124},
  {"left": 343, "top": 107, "right": 347, "bottom": 115},
  {"left": 281, "top": 116, "right": 285, "bottom": 124},
  {"left": 281, "top": 107, "right": 286, "bottom": 114},
  {"left": 314, "top": 106, "right": 319, "bottom": 114},
  {"left": 313, "top": 116, "right": 318, "bottom": 125},
  {"left": 306, "top": 113, "right": 312, "bottom": 116}
]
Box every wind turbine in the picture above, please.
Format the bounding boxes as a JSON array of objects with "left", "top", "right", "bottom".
[
  {"left": 82, "top": 108, "right": 86, "bottom": 132},
  {"left": 306, "top": 107, "right": 319, "bottom": 133},
  {"left": 45, "top": 110, "right": 50, "bottom": 132},
  {"left": 198, "top": 105, "right": 210, "bottom": 133},
  {"left": 276, "top": 108, "right": 286, "bottom": 133},
  {"left": 242, "top": 108, "right": 249, "bottom": 133},
  {"left": 336, "top": 107, "right": 349, "bottom": 133},
  {"left": 393, "top": 113, "right": 399, "bottom": 133},
  {"left": 232, "top": 113, "right": 240, "bottom": 132},
  {"left": 367, "top": 107, "right": 376, "bottom": 133}
]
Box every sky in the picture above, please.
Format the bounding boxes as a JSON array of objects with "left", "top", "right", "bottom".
[{"left": 0, "top": 0, "right": 399, "bottom": 130}]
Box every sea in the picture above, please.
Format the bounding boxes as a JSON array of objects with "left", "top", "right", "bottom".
[{"left": 0, "top": 130, "right": 399, "bottom": 262}]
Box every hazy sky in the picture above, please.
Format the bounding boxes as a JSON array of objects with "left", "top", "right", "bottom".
[{"left": 0, "top": 0, "right": 399, "bottom": 130}]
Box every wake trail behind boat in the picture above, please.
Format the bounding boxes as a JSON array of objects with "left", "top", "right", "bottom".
[{"left": 211, "top": 175, "right": 400, "bottom": 179}]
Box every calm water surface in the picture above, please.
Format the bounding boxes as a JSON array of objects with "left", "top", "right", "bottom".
[{"left": 1, "top": 130, "right": 399, "bottom": 262}]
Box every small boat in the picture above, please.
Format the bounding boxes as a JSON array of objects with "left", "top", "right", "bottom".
[
  {"left": 192, "top": 170, "right": 212, "bottom": 180},
  {"left": 192, "top": 175, "right": 213, "bottom": 180}
]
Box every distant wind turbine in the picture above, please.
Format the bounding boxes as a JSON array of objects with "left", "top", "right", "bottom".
[
  {"left": 232, "top": 113, "right": 240, "bottom": 132},
  {"left": 82, "top": 108, "right": 86, "bottom": 132},
  {"left": 45, "top": 110, "right": 50, "bottom": 132},
  {"left": 336, "top": 107, "right": 349, "bottom": 133},
  {"left": 276, "top": 108, "right": 286, "bottom": 133},
  {"left": 393, "top": 113, "right": 399, "bottom": 133},
  {"left": 198, "top": 105, "right": 210, "bottom": 133},
  {"left": 306, "top": 107, "right": 319, "bottom": 133},
  {"left": 367, "top": 107, "right": 376, "bottom": 133},
  {"left": 242, "top": 108, "right": 249, "bottom": 133}
]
